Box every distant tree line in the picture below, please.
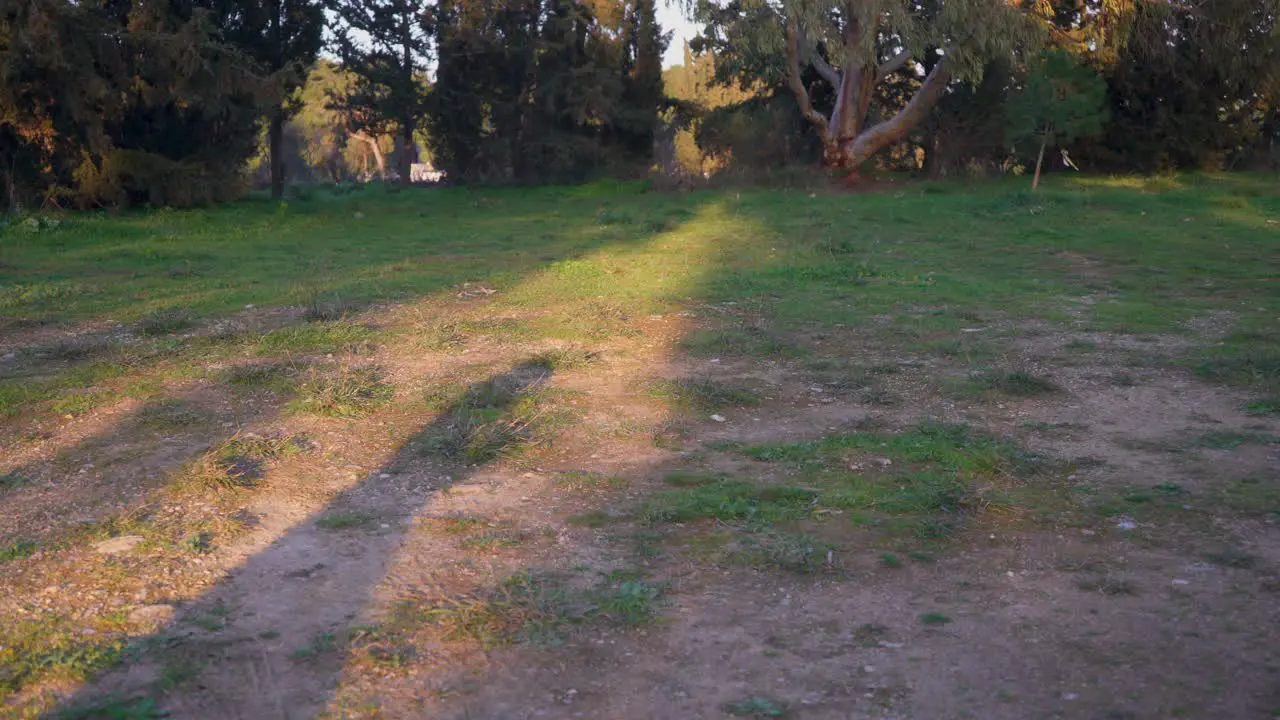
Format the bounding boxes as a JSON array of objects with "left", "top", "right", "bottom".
[
  {"left": 0, "top": 0, "right": 665, "bottom": 209},
  {"left": 2, "top": 0, "right": 1277, "bottom": 209}
]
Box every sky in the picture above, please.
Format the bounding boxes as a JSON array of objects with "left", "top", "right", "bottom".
[{"left": 658, "top": 2, "right": 700, "bottom": 68}]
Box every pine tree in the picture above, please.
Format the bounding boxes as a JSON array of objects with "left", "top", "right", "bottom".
[
  {"left": 211, "top": 0, "right": 325, "bottom": 198},
  {"left": 619, "top": 0, "right": 666, "bottom": 157},
  {"left": 1, "top": 0, "right": 272, "bottom": 208}
]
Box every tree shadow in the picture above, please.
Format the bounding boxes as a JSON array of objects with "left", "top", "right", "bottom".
[
  {"left": 2, "top": 189, "right": 729, "bottom": 717},
  {"left": 52, "top": 361, "right": 555, "bottom": 719},
  {"left": 0, "top": 377, "right": 299, "bottom": 553}
]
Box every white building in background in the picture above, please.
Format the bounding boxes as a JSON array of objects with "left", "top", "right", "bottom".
[{"left": 410, "top": 163, "right": 443, "bottom": 183}]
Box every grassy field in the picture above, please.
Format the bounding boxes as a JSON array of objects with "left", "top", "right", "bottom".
[{"left": 1, "top": 175, "right": 1278, "bottom": 719}]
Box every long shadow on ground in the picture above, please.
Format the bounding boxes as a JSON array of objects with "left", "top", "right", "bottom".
[{"left": 55, "top": 362, "right": 555, "bottom": 719}]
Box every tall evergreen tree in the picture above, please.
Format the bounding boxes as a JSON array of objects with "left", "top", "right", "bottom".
[
  {"left": 212, "top": 0, "right": 325, "bottom": 198},
  {"left": 1, "top": 0, "right": 271, "bottom": 208},
  {"left": 619, "top": 0, "right": 666, "bottom": 156},
  {"left": 327, "top": 0, "right": 432, "bottom": 187}
]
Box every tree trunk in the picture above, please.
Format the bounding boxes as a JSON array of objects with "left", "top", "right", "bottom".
[
  {"left": 269, "top": 0, "right": 284, "bottom": 199},
  {"left": 352, "top": 131, "right": 387, "bottom": 181},
  {"left": 1032, "top": 127, "right": 1048, "bottom": 191},
  {"left": 3, "top": 152, "right": 16, "bottom": 215},
  {"left": 784, "top": 9, "right": 953, "bottom": 173},
  {"left": 837, "top": 62, "right": 952, "bottom": 169},
  {"left": 269, "top": 110, "right": 285, "bottom": 200},
  {"left": 398, "top": 123, "right": 415, "bottom": 188}
]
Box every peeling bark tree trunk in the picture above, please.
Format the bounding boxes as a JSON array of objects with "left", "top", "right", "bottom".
[
  {"left": 352, "top": 131, "right": 387, "bottom": 181},
  {"left": 1031, "top": 126, "right": 1049, "bottom": 191},
  {"left": 784, "top": 6, "right": 953, "bottom": 172}
]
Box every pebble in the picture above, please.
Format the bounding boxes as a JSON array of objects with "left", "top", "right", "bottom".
[
  {"left": 93, "top": 535, "right": 144, "bottom": 555},
  {"left": 710, "top": 414, "right": 726, "bottom": 422},
  {"left": 1062, "top": 692, "right": 1079, "bottom": 701},
  {"left": 1171, "top": 579, "right": 1190, "bottom": 586}
]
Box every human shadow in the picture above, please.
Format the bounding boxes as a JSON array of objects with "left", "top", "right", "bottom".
[{"left": 54, "top": 361, "right": 555, "bottom": 719}]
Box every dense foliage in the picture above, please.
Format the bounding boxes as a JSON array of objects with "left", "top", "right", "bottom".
[
  {"left": 427, "top": 0, "right": 667, "bottom": 183},
  {"left": 0, "top": 0, "right": 274, "bottom": 209},
  {"left": 1, "top": 0, "right": 1277, "bottom": 207},
  {"left": 680, "top": 0, "right": 1280, "bottom": 177}
]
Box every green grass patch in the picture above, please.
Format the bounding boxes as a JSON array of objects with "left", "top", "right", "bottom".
[
  {"left": 962, "top": 369, "right": 1060, "bottom": 397},
  {"left": 679, "top": 327, "right": 804, "bottom": 358},
  {"left": 1243, "top": 397, "right": 1280, "bottom": 417},
  {"left": 290, "top": 632, "right": 338, "bottom": 660},
  {"left": 0, "top": 617, "right": 128, "bottom": 697},
  {"left": 289, "top": 365, "right": 394, "bottom": 417},
  {"left": 645, "top": 377, "right": 759, "bottom": 414},
  {"left": 303, "top": 293, "right": 360, "bottom": 322},
  {"left": 411, "top": 374, "right": 576, "bottom": 464},
  {"left": 0, "top": 471, "right": 30, "bottom": 492},
  {"left": 251, "top": 321, "right": 377, "bottom": 356},
  {"left": 553, "top": 470, "right": 627, "bottom": 490},
  {"left": 641, "top": 478, "right": 817, "bottom": 525},
  {"left": 137, "top": 307, "right": 194, "bottom": 336},
  {"left": 1215, "top": 476, "right": 1280, "bottom": 517},
  {"left": 423, "top": 569, "right": 660, "bottom": 649},
  {"left": 136, "top": 399, "right": 210, "bottom": 431},
  {"left": 1194, "top": 430, "right": 1279, "bottom": 450},
  {"left": 176, "top": 433, "right": 310, "bottom": 491},
  {"left": 220, "top": 362, "right": 302, "bottom": 393},
  {"left": 735, "top": 422, "right": 1054, "bottom": 540},
  {"left": 0, "top": 539, "right": 38, "bottom": 563},
  {"left": 316, "top": 510, "right": 376, "bottom": 530},
  {"left": 527, "top": 346, "right": 599, "bottom": 371},
  {"left": 459, "top": 532, "right": 522, "bottom": 551},
  {"left": 596, "top": 579, "right": 662, "bottom": 624},
  {"left": 566, "top": 510, "right": 613, "bottom": 528},
  {"left": 1196, "top": 333, "right": 1280, "bottom": 394},
  {"left": 920, "top": 612, "right": 952, "bottom": 625},
  {"left": 735, "top": 531, "right": 834, "bottom": 573},
  {"left": 724, "top": 696, "right": 787, "bottom": 718}
]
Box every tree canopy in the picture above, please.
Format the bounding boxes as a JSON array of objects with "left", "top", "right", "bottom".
[{"left": 2, "top": 0, "right": 1279, "bottom": 208}]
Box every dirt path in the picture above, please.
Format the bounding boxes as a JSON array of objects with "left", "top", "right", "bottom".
[{"left": 4, "top": 295, "right": 1278, "bottom": 720}]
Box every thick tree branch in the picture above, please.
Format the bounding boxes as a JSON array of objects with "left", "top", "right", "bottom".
[
  {"left": 876, "top": 48, "right": 911, "bottom": 82},
  {"left": 811, "top": 50, "right": 841, "bottom": 88},
  {"left": 784, "top": 17, "right": 831, "bottom": 137},
  {"left": 843, "top": 57, "right": 952, "bottom": 165}
]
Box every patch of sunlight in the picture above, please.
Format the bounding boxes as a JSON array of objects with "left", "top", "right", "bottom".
[
  {"left": 497, "top": 202, "right": 772, "bottom": 311},
  {"left": 1072, "top": 175, "right": 1185, "bottom": 192}
]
